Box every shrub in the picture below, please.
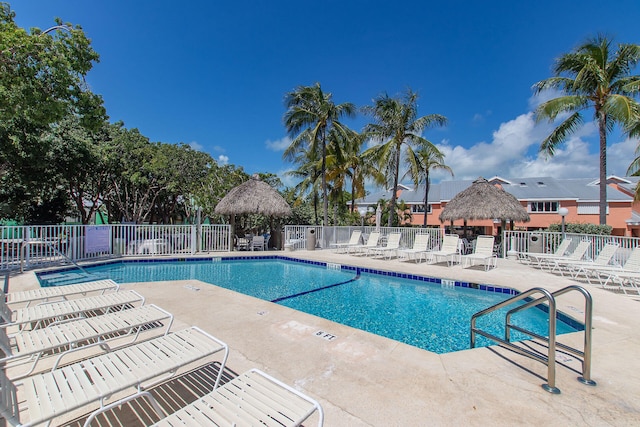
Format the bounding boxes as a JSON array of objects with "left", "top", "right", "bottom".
[{"left": 546, "top": 223, "right": 612, "bottom": 235}]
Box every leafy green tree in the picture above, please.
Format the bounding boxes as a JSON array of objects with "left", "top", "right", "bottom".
[
  {"left": 152, "top": 143, "right": 213, "bottom": 223},
  {"left": 193, "top": 163, "right": 248, "bottom": 223},
  {"left": 363, "top": 89, "right": 447, "bottom": 226},
  {"left": 0, "top": 3, "right": 105, "bottom": 221},
  {"left": 43, "top": 116, "right": 112, "bottom": 224},
  {"left": 283, "top": 82, "right": 356, "bottom": 226},
  {"left": 403, "top": 144, "right": 453, "bottom": 226},
  {"left": 534, "top": 35, "right": 640, "bottom": 224}
]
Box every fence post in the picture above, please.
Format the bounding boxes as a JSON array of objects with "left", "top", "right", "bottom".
[{"left": 190, "top": 225, "right": 197, "bottom": 255}]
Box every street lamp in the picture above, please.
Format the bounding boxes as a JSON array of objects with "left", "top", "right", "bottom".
[
  {"left": 357, "top": 206, "right": 368, "bottom": 228},
  {"left": 558, "top": 207, "right": 569, "bottom": 239}
]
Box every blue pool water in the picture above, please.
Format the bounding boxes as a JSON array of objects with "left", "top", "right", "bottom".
[{"left": 38, "top": 257, "right": 580, "bottom": 354}]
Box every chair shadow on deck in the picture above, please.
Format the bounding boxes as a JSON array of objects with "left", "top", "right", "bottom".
[{"left": 61, "top": 362, "right": 239, "bottom": 427}]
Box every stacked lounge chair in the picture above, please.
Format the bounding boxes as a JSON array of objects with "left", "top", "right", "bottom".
[
  {"left": 0, "top": 304, "right": 174, "bottom": 378},
  {"left": 552, "top": 243, "right": 618, "bottom": 280},
  {"left": 519, "top": 238, "right": 572, "bottom": 268},
  {"left": 0, "top": 277, "right": 325, "bottom": 427},
  {"left": 2, "top": 279, "right": 119, "bottom": 307},
  {"left": 0, "top": 290, "right": 145, "bottom": 332}
]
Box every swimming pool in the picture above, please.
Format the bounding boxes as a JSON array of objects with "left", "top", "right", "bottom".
[{"left": 38, "top": 256, "right": 581, "bottom": 354}]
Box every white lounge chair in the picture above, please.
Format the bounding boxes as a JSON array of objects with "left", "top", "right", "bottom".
[
  {"left": 330, "top": 230, "right": 362, "bottom": 253},
  {"left": 350, "top": 231, "right": 380, "bottom": 255},
  {"left": 588, "top": 246, "right": 640, "bottom": 287},
  {"left": 398, "top": 234, "right": 431, "bottom": 263},
  {"left": 0, "top": 290, "right": 145, "bottom": 332},
  {"left": 461, "top": 236, "right": 497, "bottom": 271},
  {"left": 153, "top": 368, "right": 324, "bottom": 427},
  {"left": 367, "top": 232, "right": 402, "bottom": 259},
  {"left": 0, "top": 327, "right": 229, "bottom": 427},
  {"left": 554, "top": 243, "right": 618, "bottom": 280},
  {"left": 520, "top": 238, "right": 572, "bottom": 267},
  {"left": 429, "top": 235, "right": 461, "bottom": 266},
  {"left": 0, "top": 304, "right": 174, "bottom": 379},
  {"left": 2, "top": 279, "right": 119, "bottom": 308},
  {"left": 546, "top": 240, "right": 592, "bottom": 273}
]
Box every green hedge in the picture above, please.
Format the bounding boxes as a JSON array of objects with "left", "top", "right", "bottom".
[{"left": 546, "top": 223, "right": 612, "bottom": 235}]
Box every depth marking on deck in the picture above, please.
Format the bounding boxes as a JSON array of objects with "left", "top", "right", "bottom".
[{"left": 314, "top": 330, "right": 338, "bottom": 341}]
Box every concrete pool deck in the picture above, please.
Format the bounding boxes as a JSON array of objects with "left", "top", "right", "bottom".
[{"left": 5, "top": 250, "right": 640, "bottom": 426}]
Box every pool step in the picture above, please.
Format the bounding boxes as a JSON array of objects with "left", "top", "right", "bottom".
[{"left": 39, "top": 271, "right": 108, "bottom": 287}]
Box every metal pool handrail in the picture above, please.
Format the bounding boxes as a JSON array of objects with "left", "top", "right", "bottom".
[
  {"left": 471, "top": 287, "right": 560, "bottom": 393},
  {"left": 470, "top": 285, "right": 596, "bottom": 394},
  {"left": 505, "top": 285, "right": 596, "bottom": 387}
]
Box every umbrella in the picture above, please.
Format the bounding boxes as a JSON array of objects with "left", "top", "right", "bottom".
[
  {"left": 215, "top": 174, "right": 291, "bottom": 217},
  {"left": 375, "top": 203, "right": 381, "bottom": 231},
  {"left": 215, "top": 175, "right": 291, "bottom": 250},
  {"left": 439, "top": 177, "right": 530, "bottom": 223}
]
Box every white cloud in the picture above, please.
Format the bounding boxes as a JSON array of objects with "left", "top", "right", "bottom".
[
  {"left": 472, "top": 110, "right": 492, "bottom": 124},
  {"left": 188, "top": 141, "right": 203, "bottom": 151},
  {"left": 265, "top": 136, "right": 292, "bottom": 151},
  {"left": 218, "top": 155, "right": 229, "bottom": 165},
  {"left": 434, "top": 113, "right": 542, "bottom": 180},
  {"left": 608, "top": 137, "right": 638, "bottom": 176},
  {"left": 274, "top": 167, "right": 298, "bottom": 189},
  {"left": 428, "top": 111, "right": 636, "bottom": 182}
]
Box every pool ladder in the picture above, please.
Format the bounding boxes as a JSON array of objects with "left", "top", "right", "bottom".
[{"left": 470, "top": 285, "right": 596, "bottom": 394}]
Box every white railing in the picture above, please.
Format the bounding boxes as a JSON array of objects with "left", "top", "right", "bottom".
[
  {"left": 503, "top": 230, "right": 640, "bottom": 265},
  {"left": 6, "top": 223, "right": 639, "bottom": 271},
  {"left": 284, "top": 225, "right": 443, "bottom": 251},
  {"left": 0, "top": 224, "right": 231, "bottom": 271}
]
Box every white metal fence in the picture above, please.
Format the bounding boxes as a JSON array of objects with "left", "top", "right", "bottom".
[
  {"left": 5, "top": 223, "right": 639, "bottom": 272},
  {"left": 284, "top": 225, "right": 444, "bottom": 251},
  {"left": 503, "top": 230, "right": 640, "bottom": 266},
  {"left": 0, "top": 224, "right": 231, "bottom": 271}
]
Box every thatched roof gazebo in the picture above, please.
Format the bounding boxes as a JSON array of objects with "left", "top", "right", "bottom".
[
  {"left": 215, "top": 174, "right": 291, "bottom": 250},
  {"left": 439, "top": 177, "right": 530, "bottom": 225}
]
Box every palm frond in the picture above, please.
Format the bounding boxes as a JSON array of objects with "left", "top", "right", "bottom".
[
  {"left": 539, "top": 112, "right": 583, "bottom": 156},
  {"left": 534, "top": 95, "right": 587, "bottom": 122}
]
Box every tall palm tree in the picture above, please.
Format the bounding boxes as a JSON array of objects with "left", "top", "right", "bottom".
[
  {"left": 533, "top": 35, "right": 640, "bottom": 224},
  {"left": 404, "top": 144, "right": 453, "bottom": 226},
  {"left": 283, "top": 83, "right": 356, "bottom": 226},
  {"left": 285, "top": 148, "right": 322, "bottom": 224},
  {"left": 363, "top": 89, "right": 447, "bottom": 226},
  {"left": 326, "top": 128, "right": 384, "bottom": 215}
]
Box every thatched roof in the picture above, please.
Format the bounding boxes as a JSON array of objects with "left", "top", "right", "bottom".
[
  {"left": 438, "top": 177, "right": 530, "bottom": 223},
  {"left": 214, "top": 175, "right": 292, "bottom": 217}
]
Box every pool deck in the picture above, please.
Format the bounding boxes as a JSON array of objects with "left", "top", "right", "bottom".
[{"left": 6, "top": 250, "right": 640, "bottom": 426}]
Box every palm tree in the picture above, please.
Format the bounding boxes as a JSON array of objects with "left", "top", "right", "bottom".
[
  {"left": 283, "top": 83, "right": 356, "bottom": 226},
  {"left": 404, "top": 144, "right": 453, "bottom": 226},
  {"left": 533, "top": 35, "right": 640, "bottom": 224},
  {"left": 285, "top": 148, "right": 322, "bottom": 224},
  {"left": 363, "top": 89, "right": 447, "bottom": 226},
  {"left": 326, "top": 129, "right": 384, "bottom": 215}
]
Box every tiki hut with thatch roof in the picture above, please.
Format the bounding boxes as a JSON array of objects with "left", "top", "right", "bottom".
[
  {"left": 439, "top": 177, "right": 530, "bottom": 231},
  {"left": 215, "top": 174, "right": 292, "bottom": 249}
]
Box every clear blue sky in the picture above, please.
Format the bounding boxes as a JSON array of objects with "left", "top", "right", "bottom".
[{"left": 11, "top": 1, "right": 640, "bottom": 188}]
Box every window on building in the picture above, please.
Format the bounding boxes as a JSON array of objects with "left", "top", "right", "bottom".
[
  {"left": 529, "top": 201, "right": 559, "bottom": 213},
  {"left": 577, "top": 203, "right": 609, "bottom": 215},
  {"left": 411, "top": 204, "right": 431, "bottom": 214}
]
